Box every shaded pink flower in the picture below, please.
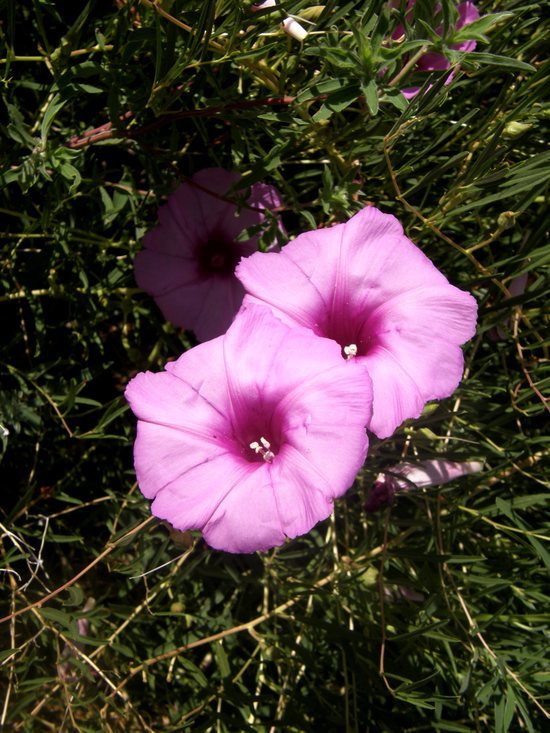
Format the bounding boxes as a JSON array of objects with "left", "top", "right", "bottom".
[
  {"left": 125, "top": 304, "right": 373, "bottom": 553},
  {"left": 134, "top": 168, "right": 283, "bottom": 342},
  {"left": 384, "top": 584, "right": 426, "bottom": 603},
  {"left": 365, "top": 458, "right": 483, "bottom": 512},
  {"left": 236, "top": 206, "right": 477, "bottom": 439},
  {"left": 57, "top": 598, "right": 95, "bottom": 682},
  {"left": 392, "top": 2, "right": 480, "bottom": 98},
  {"left": 493, "top": 273, "right": 528, "bottom": 340}
]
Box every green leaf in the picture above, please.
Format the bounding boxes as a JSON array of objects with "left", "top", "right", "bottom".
[
  {"left": 40, "top": 94, "right": 67, "bottom": 142},
  {"left": 361, "top": 79, "right": 379, "bottom": 116},
  {"left": 464, "top": 52, "right": 536, "bottom": 72},
  {"left": 451, "top": 13, "right": 514, "bottom": 44}
]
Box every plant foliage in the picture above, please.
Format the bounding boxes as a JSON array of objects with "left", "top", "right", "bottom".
[{"left": 0, "top": 1, "right": 548, "bottom": 730}]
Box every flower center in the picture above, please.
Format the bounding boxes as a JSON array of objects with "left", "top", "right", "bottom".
[
  {"left": 343, "top": 343, "right": 357, "bottom": 360},
  {"left": 249, "top": 436, "right": 275, "bottom": 463},
  {"left": 322, "top": 310, "right": 378, "bottom": 360},
  {"left": 197, "top": 233, "right": 241, "bottom": 277},
  {"left": 235, "top": 399, "right": 282, "bottom": 464}
]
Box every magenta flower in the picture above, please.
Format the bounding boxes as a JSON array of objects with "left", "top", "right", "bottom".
[
  {"left": 125, "top": 304, "right": 373, "bottom": 553},
  {"left": 134, "top": 168, "right": 283, "bottom": 342},
  {"left": 236, "top": 206, "right": 477, "bottom": 439},
  {"left": 392, "top": 2, "right": 480, "bottom": 99},
  {"left": 365, "top": 458, "right": 484, "bottom": 512}
]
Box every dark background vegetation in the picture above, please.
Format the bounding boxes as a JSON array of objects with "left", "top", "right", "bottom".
[{"left": 0, "top": 1, "right": 548, "bottom": 730}]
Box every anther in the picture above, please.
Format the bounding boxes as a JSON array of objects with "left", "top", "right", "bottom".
[
  {"left": 343, "top": 343, "right": 358, "bottom": 359},
  {"left": 249, "top": 437, "right": 275, "bottom": 462}
]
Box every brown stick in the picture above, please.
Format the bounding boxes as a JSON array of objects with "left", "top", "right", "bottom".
[
  {"left": 66, "top": 96, "right": 295, "bottom": 149},
  {"left": 0, "top": 515, "right": 154, "bottom": 624}
]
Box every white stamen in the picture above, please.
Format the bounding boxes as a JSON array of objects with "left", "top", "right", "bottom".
[
  {"left": 249, "top": 437, "right": 275, "bottom": 462},
  {"left": 343, "top": 343, "right": 358, "bottom": 359}
]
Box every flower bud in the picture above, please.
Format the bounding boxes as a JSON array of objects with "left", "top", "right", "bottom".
[
  {"left": 282, "top": 17, "right": 308, "bottom": 41},
  {"left": 503, "top": 121, "right": 532, "bottom": 139}
]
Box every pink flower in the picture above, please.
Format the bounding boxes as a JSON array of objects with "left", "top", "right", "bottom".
[
  {"left": 252, "top": 0, "right": 277, "bottom": 8},
  {"left": 236, "top": 206, "right": 477, "bottom": 439},
  {"left": 492, "top": 273, "right": 528, "bottom": 340},
  {"left": 392, "top": 2, "right": 480, "bottom": 99},
  {"left": 134, "top": 168, "right": 283, "bottom": 342},
  {"left": 365, "top": 458, "right": 484, "bottom": 512},
  {"left": 125, "top": 304, "right": 373, "bottom": 553}
]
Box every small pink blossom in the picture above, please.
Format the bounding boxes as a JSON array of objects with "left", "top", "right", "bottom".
[
  {"left": 252, "top": 2, "right": 309, "bottom": 41},
  {"left": 57, "top": 598, "right": 95, "bottom": 682},
  {"left": 236, "top": 206, "right": 477, "bottom": 439},
  {"left": 251, "top": 0, "right": 277, "bottom": 9},
  {"left": 392, "top": 2, "right": 480, "bottom": 99},
  {"left": 125, "top": 304, "right": 373, "bottom": 554},
  {"left": 365, "top": 458, "right": 483, "bottom": 512},
  {"left": 134, "top": 168, "right": 282, "bottom": 342}
]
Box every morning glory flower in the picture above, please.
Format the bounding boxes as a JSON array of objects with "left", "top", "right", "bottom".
[
  {"left": 125, "top": 304, "right": 373, "bottom": 553},
  {"left": 236, "top": 206, "right": 477, "bottom": 439},
  {"left": 134, "top": 168, "right": 282, "bottom": 342},
  {"left": 392, "top": 1, "right": 480, "bottom": 99},
  {"left": 365, "top": 458, "right": 484, "bottom": 512}
]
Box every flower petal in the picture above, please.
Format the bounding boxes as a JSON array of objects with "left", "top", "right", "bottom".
[
  {"left": 221, "top": 303, "right": 372, "bottom": 445},
  {"left": 134, "top": 248, "right": 200, "bottom": 297},
  {"left": 457, "top": 2, "right": 480, "bottom": 29},
  {"left": 125, "top": 367, "right": 233, "bottom": 499},
  {"left": 154, "top": 276, "right": 245, "bottom": 341},
  {"left": 147, "top": 184, "right": 205, "bottom": 257},
  {"left": 361, "top": 345, "right": 426, "bottom": 438},
  {"left": 362, "top": 285, "right": 476, "bottom": 437},
  {"left": 133, "top": 420, "right": 233, "bottom": 500},
  {"left": 191, "top": 168, "right": 243, "bottom": 230},
  {"left": 203, "top": 465, "right": 287, "bottom": 553},
  {"left": 164, "top": 334, "right": 232, "bottom": 416},
  {"left": 336, "top": 207, "right": 447, "bottom": 307},
  {"left": 150, "top": 454, "right": 255, "bottom": 533},
  {"left": 125, "top": 368, "right": 228, "bottom": 435},
  {"left": 238, "top": 207, "right": 451, "bottom": 333},
  {"left": 268, "top": 445, "right": 333, "bottom": 538},
  {"left": 237, "top": 250, "right": 327, "bottom": 329},
  {"left": 417, "top": 52, "right": 451, "bottom": 73},
  {"left": 392, "top": 459, "right": 484, "bottom": 489},
  {"left": 276, "top": 363, "right": 371, "bottom": 494}
]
